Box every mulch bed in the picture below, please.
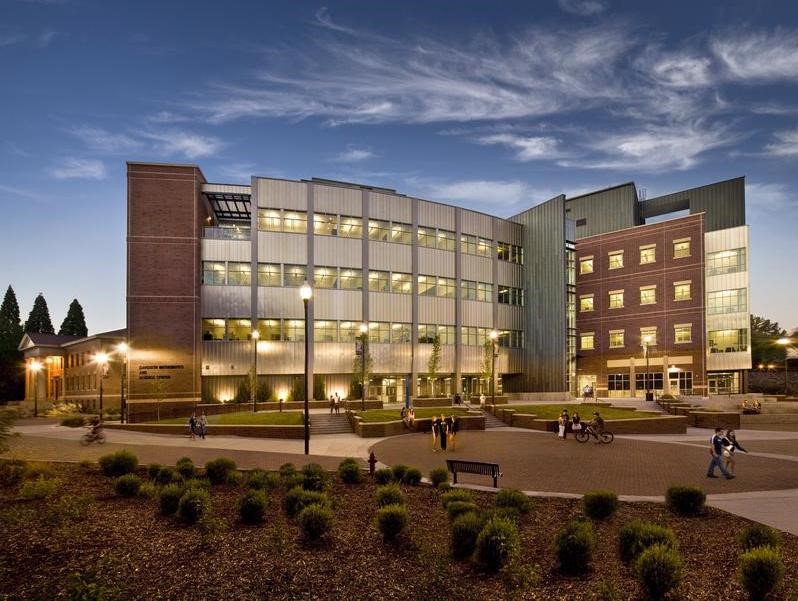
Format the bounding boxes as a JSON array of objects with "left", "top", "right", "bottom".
[{"left": 1, "top": 461, "right": 796, "bottom": 600}]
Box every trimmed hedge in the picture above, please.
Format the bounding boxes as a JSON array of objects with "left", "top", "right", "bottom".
[
  {"left": 298, "top": 503, "right": 333, "bottom": 541},
  {"left": 496, "top": 489, "right": 531, "bottom": 514},
  {"left": 619, "top": 520, "right": 677, "bottom": 564},
  {"left": 301, "top": 463, "right": 329, "bottom": 492},
  {"left": 451, "top": 511, "right": 483, "bottom": 560},
  {"left": 391, "top": 464, "right": 409, "bottom": 482},
  {"left": 402, "top": 467, "right": 422, "bottom": 486},
  {"left": 247, "top": 469, "right": 279, "bottom": 491},
  {"left": 738, "top": 524, "right": 781, "bottom": 552},
  {"left": 376, "top": 504, "right": 409, "bottom": 541},
  {"left": 284, "top": 487, "right": 330, "bottom": 518},
  {"left": 114, "top": 474, "right": 142, "bottom": 498},
  {"left": 98, "top": 450, "right": 138, "bottom": 478},
  {"left": 175, "top": 457, "right": 195, "bottom": 479},
  {"left": 159, "top": 484, "right": 184, "bottom": 516},
  {"left": 665, "top": 486, "right": 705, "bottom": 516},
  {"left": 441, "top": 489, "right": 474, "bottom": 508},
  {"left": 60, "top": 415, "right": 85, "bottom": 427},
  {"left": 447, "top": 501, "right": 479, "bottom": 521},
  {"left": 374, "top": 468, "right": 394, "bottom": 485},
  {"left": 475, "top": 517, "right": 520, "bottom": 573},
  {"left": 155, "top": 467, "right": 181, "bottom": 485},
  {"left": 738, "top": 546, "right": 784, "bottom": 601},
  {"left": 338, "top": 460, "right": 362, "bottom": 485},
  {"left": 177, "top": 488, "right": 211, "bottom": 524},
  {"left": 555, "top": 520, "right": 595, "bottom": 575},
  {"left": 238, "top": 490, "right": 268, "bottom": 524},
  {"left": 205, "top": 458, "right": 237, "bottom": 485},
  {"left": 583, "top": 490, "right": 618, "bottom": 521},
  {"left": 636, "top": 544, "right": 683, "bottom": 600},
  {"left": 147, "top": 463, "right": 163, "bottom": 480},
  {"left": 430, "top": 468, "right": 449, "bottom": 488},
  {"left": 376, "top": 484, "right": 405, "bottom": 507}
]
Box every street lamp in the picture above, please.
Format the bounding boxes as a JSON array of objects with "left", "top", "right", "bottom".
[
  {"left": 642, "top": 335, "right": 652, "bottom": 401},
  {"left": 116, "top": 342, "right": 129, "bottom": 423},
  {"left": 358, "top": 323, "right": 368, "bottom": 411},
  {"left": 299, "top": 281, "right": 313, "bottom": 455},
  {"left": 489, "top": 330, "right": 498, "bottom": 407},
  {"left": 251, "top": 330, "right": 259, "bottom": 413},
  {"left": 92, "top": 352, "right": 109, "bottom": 417},
  {"left": 30, "top": 360, "right": 42, "bottom": 417},
  {"left": 777, "top": 337, "right": 793, "bottom": 395}
]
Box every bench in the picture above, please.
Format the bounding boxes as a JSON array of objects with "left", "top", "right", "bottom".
[{"left": 445, "top": 459, "right": 502, "bottom": 488}]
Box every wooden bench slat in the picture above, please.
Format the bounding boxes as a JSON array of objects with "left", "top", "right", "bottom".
[{"left": 445, "top": 459, "right": 502, "bottom": 488}]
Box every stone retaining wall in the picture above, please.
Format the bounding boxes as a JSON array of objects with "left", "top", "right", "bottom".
[
  {"left": 351, "top": 414, "right": 485, "bottom": 438},
  {"left": 687, "top": 411, "right": 740, "bottom": 429},
  {"left": 105, "top": 423, "right": 305, "bottom": 439}
]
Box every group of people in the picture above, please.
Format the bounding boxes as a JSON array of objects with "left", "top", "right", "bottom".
[
  {"left": 400, "top": 406, "right": 416, "bottom": 428},
  {"left": 557, "top": 409, "right": 604, "bottom": 440},
  {"left": 329, "top": 392, "right": 342, "bottom": 414},
  {"left": 188, "top": 411, "right": 208, "bottom": 440},
  {"left": 741, "top": 400, "right": 762, "bottom": 415},
  {"left": 707, "top": 427, "right": 747, "bottom": 479},
  {"left": 431, "top": 414, "right": 460, "bottom": 452}
]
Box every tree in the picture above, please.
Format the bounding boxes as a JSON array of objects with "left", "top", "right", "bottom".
[
  {"left": 350, "top": 337, "right": 373, "bottom": 400},
  {"left": 480, "top": 338, "right": 494, "bottom": 394},
  {"left": 751, "top": 314, "right": 788, "bottom": 366},
  {"left": 24, "top": 293, "right": 54, "bottom": 334},
  {"left": 313, "top": 374, "right": 326, "bottom": 401},
  {"left": 0, "top": 286, "right": 24, "bottom": 402},
  {"left": 58, "top": 299, "right": 88, "bottom": 337},
  {"left": 427, "top": 335, "right": 441, "bottom": 397}
]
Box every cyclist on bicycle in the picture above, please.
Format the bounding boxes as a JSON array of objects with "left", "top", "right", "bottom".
[
  {"left": 589, "top": 412, "right": 604, "bottom": 438},
  {"left": 89, "top": 415, "right": 103, "bottom": 436}
]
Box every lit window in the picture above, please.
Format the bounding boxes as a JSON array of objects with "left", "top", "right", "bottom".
[
  {"left": 339, "top": 268, "right": 363, "bottom": 290},
  {"left": 391, "top": 222, "right": 412, "bottom": 244},
  {"left": 391, "top": 322, "right": 411, "bottom": 343},
  {"left": 673, "top": 238, "right": 691, "bottom": 258},
  {"left": 368, "top": 270, "right": 390, "bottom": 292},
  {"left": 417, "top": 227, "right": 436, "bottom": 248},
  {"left": 227, "top": 262, "right": 251, "bottom": 286},
  {"left": 339, "top": 322, "right": 357, "bottom": 343},
  {"left": 640, "top": 285, "right": 656, "bottom": 305},
  {"left": 461, "top": 234, "right": 477, "bottom": 255},
  {"left": 418, "top": 324, "right": 436, "bottom": 343},
  {"left": 367, "top": 322, "right": 390, "bottom": 343},
  {"left": 257, "top": 208, "right": 281, "bottom": 232},
  {"left": 368, "top": 219, "right": 390, "bottom": 241},
  {"left": 283, "top": 211, "right": 307, "bottom": 234},
  {"left": 257, "top": 319, "right": 280, "bottom": 341},
  {"left": 202, "top": 261, "right": 226, "bottom": 285},
  {"left": 437, "top": 229, "right": 456, "bottom": 251},
  {"left": 476, "top": 237, "right": 492, "bottom": 257},
  {"left": 257, "top": 263, "right": 281, "bottom": 287},
  {"left": 674, "top": 324, "right": 692, "bottom": 344},
  {"left": 437, "top": 277, "right": 456, "bottom": 298},
  {"left": 313, "top": 213, "right": 338, "bottom": 236},
  {"left": 461, "top": 280, "right": 477, "bottom": 301},
  {"left": 313, "top": 266, "right": 338, "bottom": 289},
  {"left": 640, "top": 327, "right": 657, "bottom": 346},
  {"left": 609, "top": 330, "right": 624, "bottom": 348},
  {"left": 338, "top": 216, "right": 363, "bottom": 239},
  {"left": 226, "top": 318, "right": 252, "bottom": 341},
  {"left": 391, "top": 272, "right": 412, "bottom": 294},
  {"left": 461, "top": 326, "right": 478, "bottom": 346},
  {"left": 283, "top": 265, "right": 307, "bottom": 287},
  {"left": 608, "top": 251, "right": 624, "bottom": 269},
  {"left": 202, "top": 319, "right": 225, "bottom": 341},
  {"left": 674, "top": 281, "right": 691, "bottom": 301},
  {"left": 476, "top": 282, "right": 492, "bottom": 302},
  {"left": 707, "top": 288, "right": 747, "bottom": 315},
  {"left": 640, "top": 244, "right": 656, "bottom": 265},
  {"left": 418, "top": 275, "right": 436, "bottom": 296},
  {"left": 313, "top": 321, "right": 338, "bottom": 342},
  {"left": 608, "top": 290, "right": 624, "bottom": 309},
  {"left": 437, "top": 325, "right": 456, "bottom": 344},
  {"left": 580, "top": 295, "right": 594, "bottom": 312},
  {"left": 283, "top": 319, "right": 306, "bottom": 342},
  {"left": 706, "top": 248, "right": 746, "bottom": 276},
  {"left": 708, "top": 328, "right": 748, "bottom": 352},
  {"left": 579, "top": 257, "right": 594, "bottom": 274},
  {"left": 581, "top": 333, "right": 595, "bottom": 350}
]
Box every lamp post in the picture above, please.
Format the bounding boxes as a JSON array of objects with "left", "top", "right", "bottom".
[
  {"left": 93, "top": 352, "right": 109, "bottom": 417},
  {"left": 777, "top": 337, "right": 793, "bottom": 395},
  {"left": 251, "top": 330, "right": 259, "bottom": 413},
  {"left": 299, "top": 281, "right": 313, "bottom": 455},
  {"left": 642, "top": 335, "right": 652, "bottom": 401},
  {"left": 116, "top": 342, "right": 129, "bottom": 423},
  {"left": 30, "top": 360, "right": 42, "bottom": 417},
  {"left": 489, "top": 330, "right": 498, "bottom": 407},
  {"left": 358, "top": 323, "right": 368, "bottom": 411}
]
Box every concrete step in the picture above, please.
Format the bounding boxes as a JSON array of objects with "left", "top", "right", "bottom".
[
  {"left": 309, "top": 414, "right": 352, "bottom": 435},
  {"left": 483, "top": 412, "right": 506, "bottom": 429}
]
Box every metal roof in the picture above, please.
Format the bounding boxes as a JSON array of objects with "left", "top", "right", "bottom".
[{"left": 205, "top": 191, "right": 251, "bottom": 221}]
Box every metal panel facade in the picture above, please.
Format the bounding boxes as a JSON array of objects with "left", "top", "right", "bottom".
[
  {"left": 642, "top": 177, "right": 745, "bottom": 233},
  {"left": 566, "top": 183, "right": 639, "bottom": 239}
]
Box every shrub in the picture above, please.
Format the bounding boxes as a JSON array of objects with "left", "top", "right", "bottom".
[
  {"left": 373, "top": 468, "right": 394, "bottom": 485},
  {"left": 441, "top": 489, "right": 474, "bottom": 508},
  {"left": 159, "top": 483, "right": 184, "bottom": 516},
  {"left": 484, "top": 506, "right": 521, "bottom": 526},
  {"left": 376, "top": 504, "right": 409, "bottom": 541},
  {"left": 447, "top": 501, "right": 479, "bottom": 521},
  {"left": 618, "top": 521, "right": 677, "bottom": 564},
  {"left": 78, "top": 459, "right": 93, "bottom": 471},
  {"left": 227, "top": 470, "right": 244, "bottom": 486},
  {"left": 391, "top": 464, "right": 409, "bottom": 482},
  {"left": 279, "top": 463, "right": 297, "bottom": 479},
  {"left": 284, "top": 487, "right": 330, "bottom": 518},
  {"left": 738, "top": 524, "right": 781, "bottom": 552},
  {"left": 98, "top": 450, "right": 138, "bottom": 477},
  {"left": 0, "top": 459, "right": 27, "bottom": 486},
  {"left": 18, "top": 476, "right": 60, "bottom": 500},
  {"left": 114, "top": 474, "right": 142, "bottom": 497},
  {"left": 147, "top": 463, "right": 163, "bottom": 480},
  {"left": 175, "top": 457, "right": 195, "bottom": 479},
  {"left": 665, "top": 485, "right": 706, "bottom": 516},
  {"left": 247, "top": 469, "right": 280, "bottom": 491},
  {"left": 301, "top": 463, "right": 329, "bottom": 492},
  {"left": 138, "top": 481, "right": 157, "bottom": 499},
  {"left": 177, "top": 488, "right": 211, "bottom": 524},
  {"left": 204, "top": 458, "right": 237, "bottom": 485},
  {"left": 738, "top": 546, "right": 784, "bottom": 601},
  {"left": 155, "top": 467, "right": 181, "bottom": 485},
  {"left": 496, "top": 489, "right": 531, "bottom": 514},
  {"left": 238, "top": 490, "right": 268, "bottom": 524},
  {"left": 60, "top": 415, "right": 85, "bottom": 427},
  {"left": 376, "top": 484, "right": 405, "bottom": 507},
  {"left": 636, "top": 544, "right": 683, "bottom": 600},
  {"left": 475, "top": 517, "right": 520, "bottom": 573},
  {"left": 402, "top": 467, "right": 422, "bottom": 486},
  {"left": 555, "top": 520, "right": 595, "bottom": 575},
  {"left": 583, "top": 490, "right": 619, "bottom": 521},
  {"left": 184, "top": 478, "right": 211, "bottom": 492},
  {"left": 430, "top": 467, "right": 449, "bottom": 488},
  {"left": 338, "top": 460, "right": 362, "bottom": 485},
  {"left": 451, "top": 511, "right": 483, "bottom": 560},
  {"left": 298, "top": 503, "right": 333, "bottom": 541}
]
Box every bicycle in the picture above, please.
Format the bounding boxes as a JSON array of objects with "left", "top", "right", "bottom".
[
  {"left": 80, "top": 427, "right": 106, "bottom": 446},
  {"left": 575, "top": 424, "right": 614, "bottom": 444}
]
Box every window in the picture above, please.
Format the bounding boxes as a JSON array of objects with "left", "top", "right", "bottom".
[
  {"left": 636, "top": 372, "right": 664, "bottom": 391},
  {"left": 580, "top": 294, "right": 594, "bottom": 312},
  {"left": 709, "top": 328, "right": 748, "bottom": 352},
  {"left": 417, "top": 227, "right": 436, "bottom": 248},
  {"left": 608, "top": 251, "right": 624, "bottom": 269},
  {"left": 461, "top": 326, "right": 478, "bottom": 346},
  {"left": 609, "top": 330, "right": 624, "bottom": 348},
  {"left": 418, "top": 275, "right": 436, "bottom": 296},
  {"left": 202, "top": 261, "right": 226, "bottom": 285},
  {"left": 477, "top": 282, "right": 492, "bottom": 302},
  {"left": 368, "top": 270, "right": 390, "bottom": 292},
  {"left": 640, "top": 244, "right": 656, "bottom": 265},
  {"left": 579, "top": 256, "right": 594, "bottom": 274},
  {"left": 581, "top": 333, "right": 595, "bottom": 350},
  {"left": 338, "top": 216, "right": 362, "bottom": 239},
  {"left": 391, "top": 322, "right": 411, "bottom": 343},
  {"left": 435, "top": 229, "right": 455, "bottom": 251},
  {"left": 437, "top": 325, "right": 456, "bottom": 345},
  {"left": 226, "top": 318, "right": 252, "bottom": 341},
  {"left": 313, "top": 266, "right": 337, "bottom": 289},
  {"left": 640, "top": 327, "right": 657, "bottom": 346},
  {"left": 418, "top": 324, "right": 436, "bottom": 343},
  {"left": 498, "top": 286, "right": 524, "bottom": 306},
  {"left": 339, "top": 268, "right": 362, "bottom": 290},
  {"left": 258, "top": 264, "right": 281, "bottom": 287},
  {"left": 608, "top": 373, "right": 630, "bottom": 391},
  {"left": 707, "top": 288, "right": 747, "bottom": 315},
  {"left": 706, "top": 248, "right": 746, "bottom": 276},
  {"left": 313, "top": 213, "right": 337, "bottom": 236},
  {"left": 673, "top": 281, "right": 691, "bottom": 301},
  {"left": 284, "top": 265, "right": 307, "bottom": 287},
  {"left": 461, "top": 280, "right": 477, "bottom": 301},
  {"left": 339, "top": 322, "right": 357, "bottom": 343},
  {"left": 477, "top": 237, "right": 492, "bottom": 257},
  {"left": 437, "top": 277, "right": 456, "bottom": 298},
  {"left": 257, "top": 319, "right": 281, "bottom": 341},
  {"left": 497, "top": 242, "right": 523, "bottom": 264},
  {"left": 368, "top": 322, "right": 390, "bottom": 343},
  {"left": 314, "top": 320, "right": 338, "bottom": 342},
  {"left": 283, "top": 211, "right": 307, "bottom": 234},
  {"left": 227, "top": 262, "right": 251, "bottom": 286},
  {"left": 202, "top": 319, "right": 225, "bottom": 341},
  {"left": 673, "top": 238, "right": 691, "bottom": 258},
  {"left": 390, "top": 222, "right": 412, "bottom": 244},
  {"left": 257, "top": 208, "right": 281, "bottom": 231},
  {"left": 391, "top": 272, "right": 412, "bottom": 294},
  {"left": 283, "top": 319, "right": 305, "bottom": 342},
  {"left": 461, "top": 234, "right": 476, "bottom": 254},
  {"left": 608, "top": 290, "right": 624, "bottom": 309},
  {"left": 368, "top": 219, "right": 390, "bottom": 241},
  {"left": 674, "top": 324, "right": 692, "bottom": 344},
  {"left": 640, "top": 285, "right": 656, "bottom": 305}
]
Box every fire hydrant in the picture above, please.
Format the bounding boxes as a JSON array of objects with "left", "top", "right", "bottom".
[{"left": 368, "top": 451, "right": 377, "bottom": 476}]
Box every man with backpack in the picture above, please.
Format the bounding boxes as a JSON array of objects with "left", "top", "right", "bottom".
[{"left": 707, "top": 427, "right": 735, "bottom": 480}]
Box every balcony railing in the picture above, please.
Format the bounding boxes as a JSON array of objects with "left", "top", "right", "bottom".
[{"left": 203, "top": 226, "right": 251, "bottom": 241}]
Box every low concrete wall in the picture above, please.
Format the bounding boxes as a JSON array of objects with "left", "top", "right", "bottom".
[
  {"left": 506, "top": 392, "right": 573, "bottom": 402},
  {"left": 506, "top": 414, "right": 687, "bottom": 434},
  {"left": 352, "top": 414, "right": 485, "bottom": 438},
  {"left": 687, "top": 411, "right": 740, "bottom": 429},
  {"left": 106, "top": 423, "right": 305, "bottom": 439}
]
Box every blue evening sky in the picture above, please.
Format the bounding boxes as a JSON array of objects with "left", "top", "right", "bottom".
[{"left": 1, "top": 0, "right": 797, "bottom": 334}]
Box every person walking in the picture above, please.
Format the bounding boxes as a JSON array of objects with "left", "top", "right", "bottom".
[
  {"left": 329, "top": 395, "right": 335, "bottom": 415},
  {"left": 438, "top": 414, "right": 449, "bottom": 452},
  {"left": 199, "top": 411, "right": 207, "bottom": 440},
  {"left": 707, "top": 427, "right": 735, "bottom": 479},
  {"left": 557, "top": 412, "right": 567, "bottom": 440},
  {"left": 334, "top": 395, "right": 340, "bottom": 415},
  {"left": 431, "top": 416, "right": 440, "bottom": 452},
  {"left": 188, "top": 412, "right": 197, "bottom": 440},
  {"left": 723, "top": 429, "right": 748, "bottom": 476},
  {"left": 407, "top": 407, "right": 416, "bottom": 429},
  {"left": 479, "top": 393, "right": 486, "bottom": 409},
  {"left": 450, "top": 415, "right": 460, "bottom": 451}
]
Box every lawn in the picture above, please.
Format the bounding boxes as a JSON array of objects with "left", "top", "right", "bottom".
[
  {"left": 152, "top": 411, "right": 304, "bottom": 426},
  {"left": 355, "top": 407, "right": 471, "bottom": 423},
  {"left": 508, "top": 404, "right": 662, "bottom": 420}
]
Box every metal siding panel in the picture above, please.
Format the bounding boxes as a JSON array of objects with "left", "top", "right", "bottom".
[
  {"left": 369, "top": 192, "right": 412, "bottom": 222},
  {"left": 414, "top": 344, "right": 455, "bottom": 374},
  {"left": 461, "top": 255, "right": 493, "bottom": 282},
  {"left": 566, "top": 184, "right": 638, "bottom": 239},
  {"left": 497, "top": 262, "right": 523, "bottom": 288},
  {"left": 369, "top": 293, "right": 412, "bottom": 322},
  {"left": 371, "top": 343, "right": 413, "bottom": 374},
  {"left": 313, "top": 290, "right": 363, "bottom": 321},
  {"left": 258, "top": 232, "right": 307, "bottom": 263},
  {"left": 256, "top": 179, "right": 307, "bottom": 210},
  {"left": 461, "top": 211, "right": 493, "bottom": 236},
  {"left": 418, "top": 297, "right": 456, "bottom": 325},
  {"left": 461, "top": 300, "right": 493, "bottom": 328},
  {"left": 314, "top": 237, "right": 362, "bottom": 268},
  {"left": 201, "top": 239, "right": 251, "bottom": 262},
  {"left": 368, "top": 242, "right": 412, "bottom": 272},
  {"left": 497, "top": 305, "right": 524, "bottom": 330},
  {"left": 314, "top": 184, "right": 363, "bottom": 216},
  {"left": 202, "top": 184, "right": 251, "bottom": 195},
  {"left": 201, "top": 286, "right": 250, "bottom": 317},
  {"left": 418, "top": 200, "right": 455, "bottom": 229},
  {"left": 418, "top": 247, "right": 455, "bottom": 277},
  {"left": 257, "top": 288, "right": 306, "bottom": 319},
  {"left": 642, "top": 178, "right": 745, "bottom": 232}
]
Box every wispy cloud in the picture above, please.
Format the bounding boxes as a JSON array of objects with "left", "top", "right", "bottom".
[
  {"left": 746, "top": 182, "right": 797, "bottom": 214},
  {"left": 764, "top": 129, "right": 798, "bottom": 158},
  {"left": 68, "top": 126, "right": 141, "bottom": 153},
  {"left": 36, "top": 31, "right": 61, "bottom": 47},
  {"left": 332, "top": 146, "right": 375, "bottom": 163},
  {"left": 477, "top": 133, "right": 567, "bottom": 161},
  {"left": 138, "top": 130, "right": 223, "bottom": 159},
  {"left": 0, "top": 33, "right": 26, "bottom": 47},
  {"left": 146, "top": 111, "right": 190, "bottom": 124},
  {"left": 712, "top": 28, "right": 798, "bottom": 81},
  {"left": 0, "top": 183, "right": 46, "bottom": 203},
  {"left": 557, "top": 0, "right": 608, "bottom": 16},
  {"left": 49, "top": 158, "right": 106, "bottom": 180}
]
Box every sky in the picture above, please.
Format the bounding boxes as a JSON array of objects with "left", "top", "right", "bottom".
[{"left": 1, "top": 0, "right": 797, "bottom": 335}]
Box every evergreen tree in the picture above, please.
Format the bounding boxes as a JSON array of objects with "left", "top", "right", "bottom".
[
  {"left": 24, "top": 293, "right": 54, "bottom": 334},
  {"left": 751, "top": 314, "right": 788, "bottom": 366},
  {"left": 58, "top": 299, "right": 88, "bottom": 337},
  {"left": 427, "top": 335, "right": 441, "bottom": 397},
  {"left": 0, "top": 286, "right": 23, "bottom": 346},
  {"left": 0, "top": 286, "right": 25, "bottom": 402}
]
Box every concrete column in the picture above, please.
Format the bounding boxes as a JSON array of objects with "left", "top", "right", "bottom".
[
  {"left": 454, "top": 208, "right": 463, "bottom": 393},
  {"left": 410, "top": 197, "right": 419, "bottom": 399},
  {"left": 306, "top": 183, "right": 315, "bottom": 399},
  {"left": 662, "top": 353, "right": 670, "bottom": 394},
  {"left": 629, "top": 356, "right": 636, "bottom": 397}
]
